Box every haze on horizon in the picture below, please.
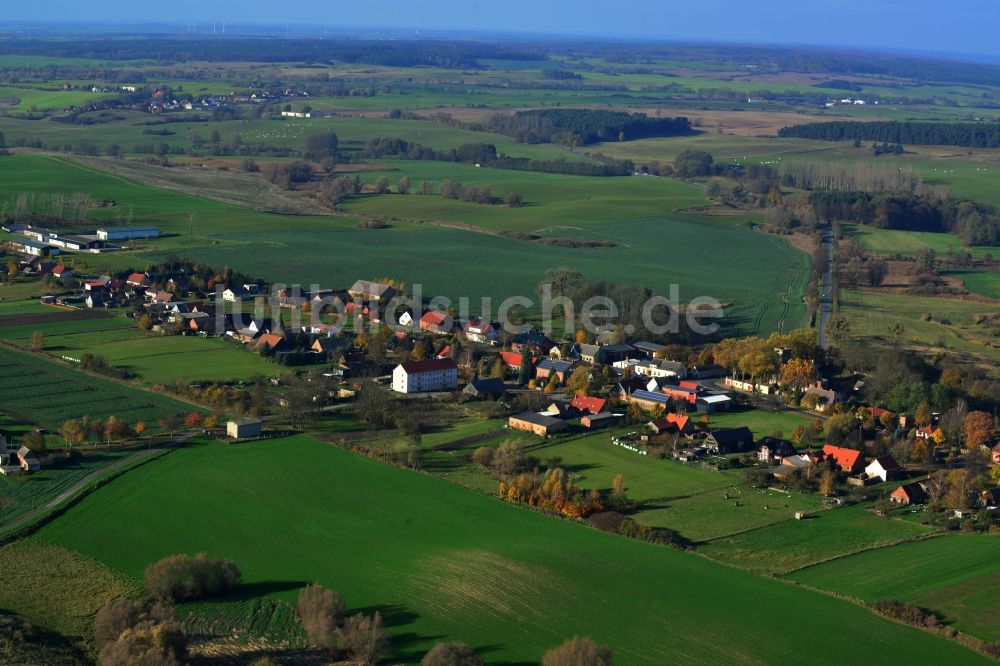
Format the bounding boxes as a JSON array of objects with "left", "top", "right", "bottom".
[{"left": 1, "top": 0, "right": 999, "bottom": 60}]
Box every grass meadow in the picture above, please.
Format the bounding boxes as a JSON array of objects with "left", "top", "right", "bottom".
[
  {"left": 32, "top": 435, "right": 990, "bottom": 664},
  {"left": 790, "top": 535, "right": 1000, "bottom": 641}
]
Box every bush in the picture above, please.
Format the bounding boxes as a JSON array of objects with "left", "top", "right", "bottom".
[
  {"left": 94, "top": 599, "right": 144, "bottom": 648},
  {"left": 98, "top": 619, "right": 187, "bottom": 666},
  {"left": 422, "top": 642, "right": 484, "bottom": 666},
  {"left": 471, "top": 446, "right": 495, "bottom": 468},
  {"left": 541, "top": 637, "right": 612, "bottom": 666},
  {"left": 297, "top": 583, "right": 345, "bottom": 648},
  {"left": 872, "top": 599, "right": 940, "bottom": 629},
  {"left": 143, "top": 553, "right": 241, "bottom": 602}
]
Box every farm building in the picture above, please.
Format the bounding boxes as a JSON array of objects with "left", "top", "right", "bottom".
[
  {"left": 696, "top": 394, "right": 732, "bottom": 413},
  {"left": 571, "top": 395, "right": 608, "bottom": 415},
  {"left": 96, "top": 226, "right": 160, "bottom": 241},
  {"left": 581, "top": 413, "right": 620, "bottom": 429},
  {"left": 627, "top": 389, "right": 672, "bottom": 411},
  {"left": 227, "top": 418, "right": 262, "bottom": 439},
  {"left": 661, "top": 385, "right": 698, "bottom": 405},
  {"left": 419, "top": 310, "right": 454, "bottom": 335},
  {"left": 630, "top": 341, "right": 665, "bottom": 358},
  {"left": 535, "top": 359, "right": 576, "bottom": 382},
  {"left": 48, "top": 235, "right": 105, "bottom": 252},
  {"left": 10, "top": 238, "right": 59, "bottom": 257},
  {"left": 392, "top": 358, "right": 458, "bottom": 394},
  {"left": 615, "top": 358, "right": 686, "bottom": 379},
  {"left": 0, "top": 438, "right": 21, "bottom": 475},
  {"left": 508, "top": 411, "right": 567, "bottom": 436},
  {"left": 804, "top": 386, "right": 839, "bottom": 412},
  {"left": 865, "top": 456, "right": 902, "bottom": 482},
  {"left": 463, "top": 377, "right": 504, "bottom": 400},
  {"left": 706, "top": 427, "right": 754, "bottom": 455},
  {"left": 822, "top": 444, "right": 865, "bottom": 474},
  {"left": 347, "top": 280, "right": 396, "bottom": 303}
]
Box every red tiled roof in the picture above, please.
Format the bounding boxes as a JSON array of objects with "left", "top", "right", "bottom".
[
  {"left": 571, "top": 395, "right": 607, "bottom": 415},
  {"left": 255, "top": 334, "right": 284, "bottom": 349},
  {"left": 822, "top": 444, "right": 863, "bottom": 470},
  {"left": 867, "top": 406, "right": 893, "bottom": 418},
  {"left": 400, "top": 358, "right": 457, "bottom": 374},
  {"left": 436, "top": 346, "right": 451, "bottom": 359},
  {"left": 501, "top": 351, "right": 525, "bottom": 367},
  {"left": 420, "top": 311, "right": 451, "bottom": 326},
  {"left": 666, "top": 413, "right": 690, "bottom": 430}
]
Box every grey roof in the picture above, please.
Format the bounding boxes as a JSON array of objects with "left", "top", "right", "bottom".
[
  {"left": 630, "top": 390, "right": 671, "bottom": 405},
  {"left": 632, "top": 341, "right": 665, "bottom": 353},
  {"left": 465, "top": 377, "right": 504, "bottom": 394},
  {"left": 510, "top": 411, "right": 565, "bottom": 428},
  {"left": 537, "top": 359, "right": 573, "bottom": 372},
  {"left": 709, "top": 427, "right": 754, "bottom": 445},
  {"left": 229, "top": 418, "right": 262, "bottom": 426}
]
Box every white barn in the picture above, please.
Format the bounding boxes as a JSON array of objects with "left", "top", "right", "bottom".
[
  {"left": 96, "top": 227, "right": 160, "bottom": 241},
  {"left": 392, "top": 358, "right": 458, "bottom": 394}
]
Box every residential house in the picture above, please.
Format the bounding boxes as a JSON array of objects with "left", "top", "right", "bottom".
[
  {"left": 16, "top": 446, "right": 40, "bottom": 472},
  {"left": 890, "top": 482, "right": 928, "bottom": 505},
  {"left": 52, "top": 264, "right": 74, "bottom": 279},
  {"left": 757, "top": 437, "right": 795, "bottom": 463},
  {"left": 511, "top": 329, "right": 556, "bottom": 356},
  {"left": 648, "top": 413, "right": 692, "bottom": 435},
  {"left": 706, "top": 427, "right": 754, "bottom": 455},
  {"left": 543, "top": 401, "right": 577, "bottom": 419},
  {"left": 392, "top": 358, "right": 458, "bottom": 394},
  {"left": 398, "top": 311, "right": 414, "bottom": 327},
  {"left": 915, "top": 425, "right": 934, "bottom": 441},
  {"left": 0, "top": 438, "right": 21, "bottom": 475},
  {"left": 773, "top": 453, "right": 814, "bottom": 479},
  {"left": 571, "top": 395, "right": 607, "bottom": 415},
  {"left": 223, "top": 287, "right": 248, "bottom": 302},
  {"left": 254, "top": 333, "right": 288, "bottom": 353},
  {"left": 822, "top": 444, "right": 865, "bottom": 474},
  {"left": 978, "top": 488, "right": 1000, "bottom": 509},
  {"left": 227, "top": 418, "right": 262, "bottom": 439},
  {"left": 611, "top": 377, "right": 649, "bottom": 400},
  {"left": 803, "top": 386, "right": 839, "bottom": 412},
  {"left": 508, "top": 411, "right": 567, "bottom": 436},
  {"left": 688, "top": 364, "right": 725, "bottom": 379},
  {"left": 697, "top": 394, "right": 732, "bottom": 413},
  {"left": 616, "top": 358, "right": 686, "bottom": 379},
  {"left": 464, "top": 319, "right": 500, "bottom": 345},
  {"left": 865, "top": 456, "right": 902, "bottom": 483},
  {"left": 463, "top": 377, "right": 504, "bottom": 400},
  {"left": 419, "top": 310, "right": 454, "bottom": 335},
  {"left": 312, "top": 337, "right": 347, "bottom": 356},
  {"left": 627, "top": 390, "right": 672, "bottom": 411},
  {"left": 535, "top": 359, "right": 576, "bottom": 383}
]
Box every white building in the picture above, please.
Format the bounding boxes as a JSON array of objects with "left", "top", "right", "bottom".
[
  {"left": 227, "top": 418, "right": 262, "bottom": 439},
  {"left": 613, "top": 358, "right": 686, "bottom": 379},
  {"left": 392, "top": 358, "right": 458, "bottom": 394},
  {"left": 96, "top": 227, "right": 160, "bottom": 241}
]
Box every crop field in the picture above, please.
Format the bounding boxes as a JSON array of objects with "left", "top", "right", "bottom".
[
  {"left": 0, "top": 446, "right": 138, "bottom": 527},
  {"left": 790, "top": 535, "right": 1000, "bottom": 641},
  {"left": 698, "top": 504, "right": 932, "bottom": 575},
  {"left": 0, "top": 540, "right": 135, "bottom": 640},
  {"left": 32, "top": 435, "right": 989, "bottom": 664},
  {"left": 838, "top": 290, "right": 1000, "bottom": 364},
  {"left": 0, "top": 346, "right": 195, "bottom": 430}
]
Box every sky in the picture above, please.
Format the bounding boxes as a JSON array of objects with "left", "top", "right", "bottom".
[{"left": 3, "top": 0, "right": 1000, "bottom": 59}]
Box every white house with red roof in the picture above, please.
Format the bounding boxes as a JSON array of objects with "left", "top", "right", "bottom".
[
  {"left": 392, "top": 358, "right": 458, "bottom": 394},
  {"left": 419, "top": 311, "right": 453, "bottom": 335}
]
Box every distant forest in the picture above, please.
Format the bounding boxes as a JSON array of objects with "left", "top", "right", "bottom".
[
  {"left": 778, "top": 121, "right": 1000, "bottom": 148},
  {"left": 477, "top": 110, "right": 691, "bottom": 145}
]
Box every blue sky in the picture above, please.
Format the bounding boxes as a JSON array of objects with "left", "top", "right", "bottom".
[{"left": 3, "top": 0, "right": 999, "bottom": 58}]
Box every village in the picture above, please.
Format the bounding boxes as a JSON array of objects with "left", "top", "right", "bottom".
[{"left": 2, "top": 231, "right": 998, "bottom": 528}]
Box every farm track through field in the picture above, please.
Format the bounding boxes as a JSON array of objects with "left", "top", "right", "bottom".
[
  {"left": 749, "top": 303, "right": 768, "bottom": 336},
  {"left": 775, "top": 255, "right": 802, "bottom": 334}
]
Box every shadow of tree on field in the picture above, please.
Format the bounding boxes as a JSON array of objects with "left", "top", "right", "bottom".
[{"left": 226, "top": 579, "right": 310, "bottom": 601}]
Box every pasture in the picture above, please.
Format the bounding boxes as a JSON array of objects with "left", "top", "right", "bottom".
[
  {"left": 699, "top": 404, "right": 817, "bottom": 439},
  {"left": 0, "top": 345, "right": 195, "bottom": 431},
  {"left": 790, "top": 535, "right": 1000, "bottom": 641},
  {"left": 847, "top": 225, "right": 1000, "bottom": 260},
  {"left": 32, "top": 435, "right": 989, "bottom": 664},
  {"left": 838, "top": 289, "right": 1000, "bottom": 364},
  {"left": 698, "top": 503, "right": 932, "bottom": 575},
  {"left": 942, "top": 270, "right": 1000, "bottom": 300}
]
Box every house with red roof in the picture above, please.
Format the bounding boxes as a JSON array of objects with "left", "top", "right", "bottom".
[
  {"left": 822, "top": 444, "right": 865, "bottom": 474},
  {"left": 419, "top": 310, "right": 453, "bottom": 335},
  {"left": 52, "top": 264, "right": 74, "bottom": 279},
  {"left": 126, "top": 272, "right": 150, "bottom": 288},
  {"left": 649, "top": 413, "right": 692, "bottom": 435},
  {"left": 571, "top": 395, "right": 607, "bottom": 415},
  {"left": 891, "top": 482, "right": 928, "bottom": 505},
  {"left": 915, "top": 425, "right": 934, "bottom": 440}
]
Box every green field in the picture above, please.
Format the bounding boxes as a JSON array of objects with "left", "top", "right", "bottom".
[
  {"left": 848, "top": 225, "right": 1000, "bottom": 260},
  {"left": 0, "top": 154, "right": 807, "bottom": 334},
  {"left": 0, "top": 345, "right": 196, "bottom": 430},
  {"left": 31, "top": 435, "right": 989, "bottom": 664},
  {"left": 791, "top": 535, "right": 1000, "bottom": 641},
  {"left": 839, "top": 289, "right": 1000, "bottom": 364},
  {"left": 943, "top": 270, "right": 1000, "bottom": 300},
  {"left": 700, "top": 404, "right": 817, "bottom": 439},
  {"left": 699, "top": 504, "right": 933, "bottom": 575}
]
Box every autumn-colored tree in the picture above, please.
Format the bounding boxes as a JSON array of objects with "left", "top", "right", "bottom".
[
  {"left": 912, "top": 439, "right": 934, "bottom": 465},
  {"left": 779, "top": 357, "right": 815, "bottom": 389},
  {"left": 574, "top": 329, "right": 587, "bottom": 344},
  {"left": 134, "top": 422, "right": 147, "bottom": 438},
  {"left": 819, "top": 470, "right": 837, "bottom": 496},
  {"left": 29, "top": 330, "right": 44, "bottom": 351},
  {"left": 60, "top": 419, "right": 85, "bottom": 448},
  {"left": 337, "top": 612, "right": 390, "bottom": 665},
  {"left": 964, "top": 411, "right": 994, "bottom": 449},
  {"left": 914, "top": 402, "right": 933, "bottom": 428},
  {"left": 565, "top": 366, "right": 591, "bottom": 395},
  {"left": 137, "top": 314, "right": 153, "bottom": 331},
  {"left": 296, "top": 584, "right": 345, "bottom": 648},
  {"left": 931, "top": 428, "right": 946, "bottom": 446},
  {"left": 422, "top": 642, "right": 484, "bottom": 666},
  {"left": 184, "top": 412, "right": 203, "bottom": 428},
  {"left": 204, "top": 415, "right": 218, "bottom": 429}
]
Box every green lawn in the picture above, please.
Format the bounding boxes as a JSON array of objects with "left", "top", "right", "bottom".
[
  {"left": 790, "top": 535, "right": 1000, "bottom": 641},
  {"left": 847, "top": 225, "right": 1000, "bottom": 260},
  {"left": 699, "top": 503, "right": 932, "bottom": 575},
  {"left": 700, "top": 405, "right": 817, "bottom": 440},
  {"left": 31, "top": 435, "right": 989, "bottom": 664}
]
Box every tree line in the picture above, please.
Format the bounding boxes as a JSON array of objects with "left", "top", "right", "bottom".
[
  {"left": 475, "top": 109, "right": 692, "bottom": 145},
  {"left": 778, "top": 121, "right": 1000, "bottom": 149}
]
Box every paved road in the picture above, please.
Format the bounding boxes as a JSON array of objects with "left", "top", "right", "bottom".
[
  {"left": 0, "top": 432, "right": 195, "bottom": 535},
  {"left": 818, "top": 228, "right": 834, "bottom": 350}
]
